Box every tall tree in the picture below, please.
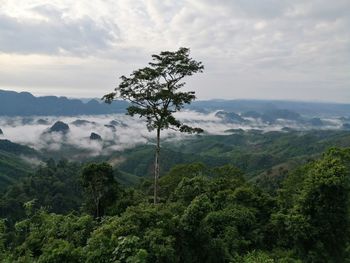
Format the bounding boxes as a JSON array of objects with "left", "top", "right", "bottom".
[
  {"left": 103, "top": 47, "right": 204, "bottom": 204},
  {"left": 81, "top": 163, "right": 118, "bottom": 218}
]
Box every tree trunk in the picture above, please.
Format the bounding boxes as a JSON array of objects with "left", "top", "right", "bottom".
[
  {"left": 154, "top": 128, "right": 160, "bottom": 204},
  {"left": 96, "top": 198, "right": 100, "bottom": 218}
]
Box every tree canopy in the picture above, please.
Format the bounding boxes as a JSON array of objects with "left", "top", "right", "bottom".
[
  {"left": 103, "top": 47, "right": 204, "bottom": 133},
  {"left": 1, "top": 148, "right": 350, "bottom": 262},
  {"left": 103, "top": 47, "right": 204, "bottom": 203}
]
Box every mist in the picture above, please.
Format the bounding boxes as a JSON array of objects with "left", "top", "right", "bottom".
[{"left": 0, "top": 110, "right": 345, "bottom": 159}]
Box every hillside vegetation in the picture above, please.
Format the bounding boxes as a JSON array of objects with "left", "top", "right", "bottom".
[
  {"left": 1, "top": 148, "right": 350, "bottom": 262},
  {"left": 117, "top": 130, "right": 350, "bottom": 181},
  {"left": 1, "top": 130, "right": 350, "bottom": 262},
  {"left": 0, "top": 140, "right": 39, "bottom": 191}
]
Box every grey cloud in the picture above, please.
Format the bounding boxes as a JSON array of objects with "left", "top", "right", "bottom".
[
  {"left": 288, "top": 0, "right": 350, "bottom": 20},
  {"left": 0, "top": 5, "right": 118, "bottom": 55},
  {"left": 0, "top": 0, "right": 349, "bottom": 102},
  {"left": 219, "top": 0, "right": 289, "bottom": 18},
  {"left": 213, "top": 0, "right": 350, "bottom": 20}
]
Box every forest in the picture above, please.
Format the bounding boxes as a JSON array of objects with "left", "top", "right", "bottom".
[
  {"left": 1, "top": 47, "right": 350, "bottom": 262},
  {"left": 0, "top": 144, "right": 349, "bottom": 262},
  {"left": 1, "top": 0, "right": 349, "bottom": 260}
]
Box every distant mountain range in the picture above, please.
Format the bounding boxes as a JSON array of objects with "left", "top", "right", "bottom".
[
  {"left": 0, "top": 90, "right": 128, "bottom": 116},
  {"left": 0, "top": 89, "right": 349, "bottom": 117},
  {"left": 190, "top": 99, "right": 350, "bottom": 117}
]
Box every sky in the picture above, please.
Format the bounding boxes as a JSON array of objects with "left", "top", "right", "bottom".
[{"left": 0, "top": 0, "right": 349, "bottom": 102}]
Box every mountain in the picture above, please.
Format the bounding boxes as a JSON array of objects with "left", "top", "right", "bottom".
[
  {"left": 90, "top": 132, "right": 102, "bottom": 140},
  {"left": 215, "top": 111, "right": 245, "bottom": 123},
  {"left": 240, "top": 109, "right": 301, "bottom": 123},
  {"left": 71, "top": 119, "right": 96, "bottom": 126},
  {"left": 0, "top": 90, "right": 128, "bottom": 116},
  {"left": 0, "top": 139, "right": 38, "bottom": 156},
  {"left": 309, "top": 117, "right": 324, "bottom": 126},
  {"left": 261, "top": 109, "right": 301, "bottom": 123},
  {"left": 1, "top": 90, "right": 350, "bottom": 118},
  {"left": 37, "top": 119, "right": 49, "bottom": 125},
  {"left": 47, "top": 121, "right": 70, "bottom": 134},
  {"left": 189, "top": 99, "right": 350, "bottom": 117},
  {"left": 0, "top": 139, "right": 41, "bottom": 192}
]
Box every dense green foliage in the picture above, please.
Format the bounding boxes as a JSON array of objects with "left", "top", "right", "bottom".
[
  {"left": 1, "top": 147, "right": 350, "bottom": 262},
  {"left": 2, "top": 129, "right": 350, "bottom": 197},
  {"left": 0, "top": 160, "right": 83, "bottom": 225},
  {"left": 118, "top": 130, "right": 350, "bottom": 183},
  {"left": 81, "top": 163, "right": 120, "bottom": 218},
  {"left": 0, "top": 140, "right": 39, "bottom": 192}
]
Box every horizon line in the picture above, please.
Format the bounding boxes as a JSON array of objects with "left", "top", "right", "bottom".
[{"left": 0, "top": 88, "right": 349, "bottom": 105}]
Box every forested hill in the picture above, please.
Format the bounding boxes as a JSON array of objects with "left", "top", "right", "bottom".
[
  {"left": 114, "top": 130, "right": 350, "bottom": 183},
  {"left": 1, "top": 129, "right": 350, "bottom": 194},
  {"left": 0, "top": 139, "right": 39, "bottom": 191}
]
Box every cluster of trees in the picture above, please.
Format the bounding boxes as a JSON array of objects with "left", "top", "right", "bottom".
[
  {"left": 0, "top": 139, "right": 39, "bottom": 192},
  {"left": 0, "top": 147, "right": 350, "bottom": 262}
]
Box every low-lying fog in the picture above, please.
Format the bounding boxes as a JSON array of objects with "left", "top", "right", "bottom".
[{"left": 0, "top": 110, "right": 346, "bottom": 157}]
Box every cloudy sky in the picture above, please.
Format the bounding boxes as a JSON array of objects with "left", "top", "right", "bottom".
[{"left": 0, "top": 0, "right": 349, "bottom": 102}]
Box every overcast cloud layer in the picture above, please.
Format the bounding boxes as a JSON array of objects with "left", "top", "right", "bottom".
[{"left": 0, "top": 0, "right": 349, "bottom": 102}]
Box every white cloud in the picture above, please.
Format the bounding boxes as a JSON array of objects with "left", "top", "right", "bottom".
[
  {"left": 0, "top": 111, "right": 343, "bottom": 160},
  {"left": 0, "top": 0, "right": 349, "bottom": 102},
  {"left": 0, "top": 5, "right": 117, "bottom": 55}
]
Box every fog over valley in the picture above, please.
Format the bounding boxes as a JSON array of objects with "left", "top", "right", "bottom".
[{"left": 0, "top": 109, "right": 348, "bottom": 161}]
